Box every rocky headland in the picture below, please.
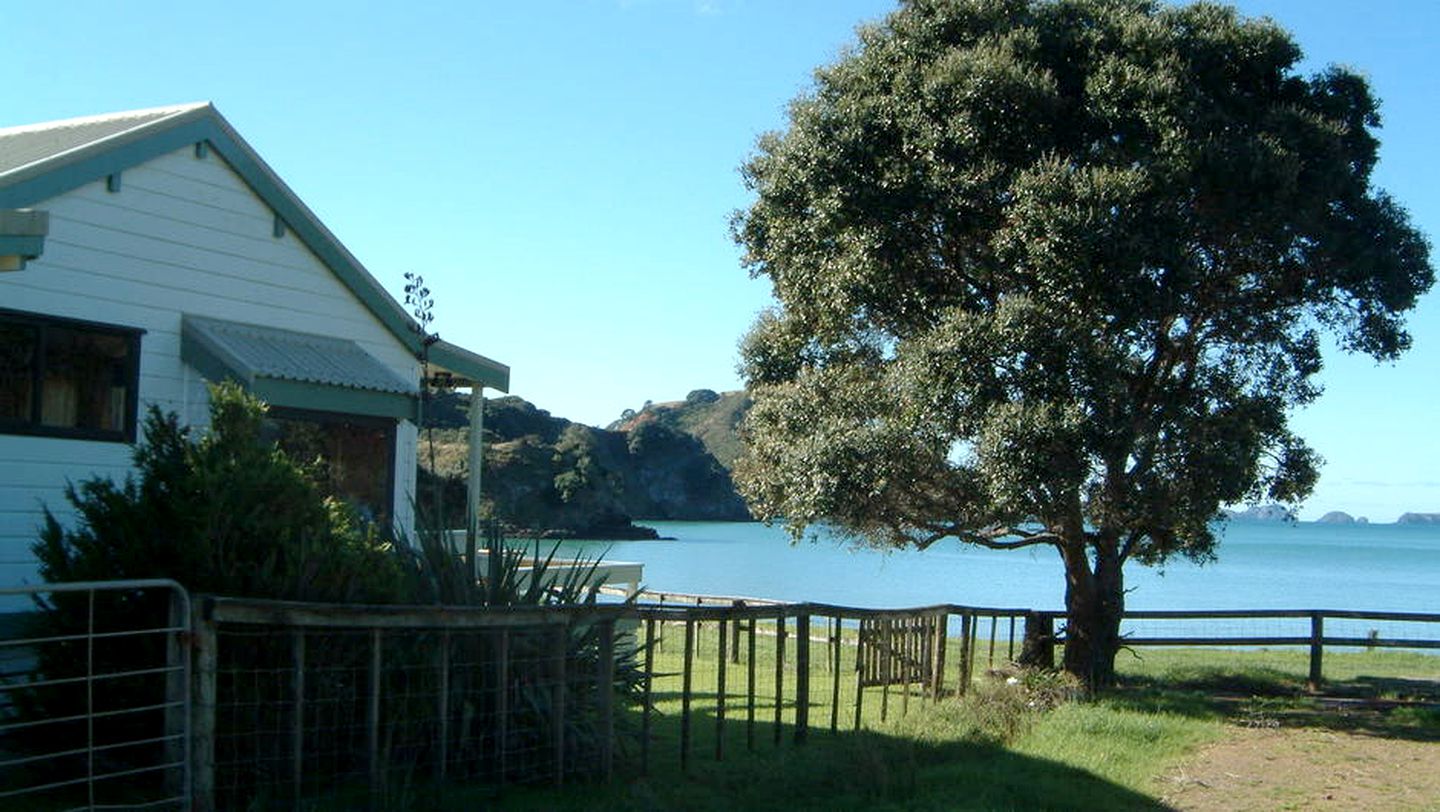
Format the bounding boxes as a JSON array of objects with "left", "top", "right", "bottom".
[{"left": 418, "top": 391, "right": 750, "bottom": 539}]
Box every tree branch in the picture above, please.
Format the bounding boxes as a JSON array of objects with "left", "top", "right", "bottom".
[
  {"left": 1119, "top": 529, "right": 1144, "bottom": 562},
  {"left": 913, "top": 522, "right": 1061, "bottom": 551}
]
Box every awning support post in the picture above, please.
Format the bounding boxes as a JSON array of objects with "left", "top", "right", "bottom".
[{"left": 465, "top": 386, "right": 485, "bottom": 580}]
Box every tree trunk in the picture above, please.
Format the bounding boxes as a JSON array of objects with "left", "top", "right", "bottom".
[
  {"left": 1017, "top": 612, "right": 1055, "bottom": 669},
  {"left": 1059, "top": 538, "right": 1125, "bottom": 689}
]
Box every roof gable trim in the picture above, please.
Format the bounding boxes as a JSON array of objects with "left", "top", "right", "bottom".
[{"left": 0, "top": 105, "right": 511, "bottom": 393}]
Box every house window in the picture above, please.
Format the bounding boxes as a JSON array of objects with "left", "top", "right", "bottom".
[
  {"left": 0, "top": 309, "right": 142, "bottom": 442},
  {"left": 263, "top": 407, "right": 397, "bottom": 529}
]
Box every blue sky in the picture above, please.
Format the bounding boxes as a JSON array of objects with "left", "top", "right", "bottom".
[{"left": 5, "top": 1, "right": 1437, "bottom": 521}]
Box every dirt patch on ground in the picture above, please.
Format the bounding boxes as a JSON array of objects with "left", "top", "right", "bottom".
[{"left": 1161, "top": 724, "right": 1440, "bottom": 811}]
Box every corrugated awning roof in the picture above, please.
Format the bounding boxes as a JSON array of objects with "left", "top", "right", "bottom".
[{"left": 182, "top": 315, "right": 417, "bottom": 420}]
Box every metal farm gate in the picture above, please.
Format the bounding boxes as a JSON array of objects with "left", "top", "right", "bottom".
[{"left": 0, "top": 579, "right": 191, "bottom": 810}]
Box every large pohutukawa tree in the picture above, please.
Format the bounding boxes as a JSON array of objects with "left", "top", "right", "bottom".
[{"left": 731, "top": 0, "right": 1432, "bottom": 687}]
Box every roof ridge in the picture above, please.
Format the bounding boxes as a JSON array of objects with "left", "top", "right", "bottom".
[{"left": 0, "top": 102, "right": 211, "bottom": 138}]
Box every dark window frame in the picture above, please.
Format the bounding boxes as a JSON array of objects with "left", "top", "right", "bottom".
[
  {"left": 0, "top": 307, "right": 144, "bottom": 443},
  {"left": 265, "top": 405, "right": 398, "bottom": 529}
]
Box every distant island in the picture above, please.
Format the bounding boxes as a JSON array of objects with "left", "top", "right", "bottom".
[
  {"left": 1226, "top": 504, "right": 1440, "bottom": 524},
  {"left": 1396, "top": 512, "right": 1440, "bottom": 525},
  {"left": 418, "top": 389, "right": 752, "bottom": 539},
  {"left": 1317, "top": 511, "right": 1369, "bottom": 524},
  {"left": 1225, "top": 504, "right": 1293, "bottom": 522}
]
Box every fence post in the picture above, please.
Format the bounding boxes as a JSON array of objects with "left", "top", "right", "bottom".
[
  {"left": 931, "top": 611, "right": 947, "bottom": 700},
  {"left": 1018, "top": 612, "right": 1055, "bottom": 670},
  {"left": 164, "top": 588, "right": 188, "bottom": 801},
  {"left": 642, "top": 618, "right": 655, "bottom": 774},
  {"left": 436, "top": 631, "right": 449, "bottom": 783},
  {"left": 830, "top": 616, "right": 841, "bottom": 731},
  {"left": 189, "top": 599, "right": 217, "bottom": 812},
  {"left": 853, "top": 620, "right": 865, "bottom": 729},
  {"left": 965, "top": 614, "right": 979, "bottom": 687},
  {"left": 368, "top": 629, "right": 383, "bottom": 805},
  {"left": 598, "top": 619, "right": 615, "bottom": 780},
  {"left": 794, "top": 612, "right": 810, "bottom": 745},
  {"left": 731, "top": 601, "right": 744, "bottom": 664},
  {"left": 716, "top": 618, "right": 727, "bottom": 761},
  {"left": 552, "top": 624, "right": 567, "bottom": 785},
  {"left": 497, "top": 629, "right": 510, "bottom": 782},
  {"left": 957, "top": 612, "right": 971, "bottom": 696},
  {"left": 747, "top": 614, "right": 758, "bottom": 750},
  {"left": 880, "top": 618, "right": 891, "bottom": 722},
  {"left": 291, "top": 630, "right": 305, "bottom": 802},
  {"left": 773, "top": 612, "right": 786, "bottom": 745},
  {"left": 681, "top": 619, "right": 694, "bottom": 772},
  {"left": 1309, "top": 613, "right": 1324, "bottom": 691}
]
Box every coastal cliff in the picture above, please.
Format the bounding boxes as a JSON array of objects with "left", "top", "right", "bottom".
[{"left": 417, "top": 393, "right": 749, "bottom": 538}]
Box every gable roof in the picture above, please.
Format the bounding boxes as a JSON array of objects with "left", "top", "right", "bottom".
[{"left": 0, "top": 103, "right": 509, "bottom": 392}]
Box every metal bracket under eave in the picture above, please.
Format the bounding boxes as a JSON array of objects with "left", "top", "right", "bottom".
[{"left": 0, "top": 209, "right": 49, "bottom": 272}]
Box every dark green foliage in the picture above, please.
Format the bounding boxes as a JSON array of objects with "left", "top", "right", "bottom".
[
  {"left": 733, "top": 0, "right": 1432, "bottom": 687},
  {"left": 471, "top": 398, "right": 748, "bottom": 535},
  {"left": 17, "top": 384, "right": 405, "bottom": 799},
  {"left": 685, "top": 389, "right": 720, "bottom": 405},
  {"left": 416, "top": 393, "right": 752, "bottom": 534},
  {"left": 34, "top": 382, "right": 406, "bottom": 602},
  {"left": 22, "top": 384, "right": 643, "bottom": 801},
  {"left": 609, "top": 389, "right": 753, "bottom": 470}
]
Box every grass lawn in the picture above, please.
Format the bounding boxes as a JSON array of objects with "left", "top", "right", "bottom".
[{"left": 476, "top": 641, "right": 1436, "bottom": 811}]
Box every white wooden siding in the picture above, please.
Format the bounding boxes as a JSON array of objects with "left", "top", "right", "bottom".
[{"left": 0, "top": 145, "right": 422, "bottom": 593}]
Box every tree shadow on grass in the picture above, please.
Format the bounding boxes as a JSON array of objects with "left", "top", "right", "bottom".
[
  {"left": 500, "top": 706, "right": 1170, "bottom": 812},
  {"left": 1108, "top": 667, "right": 1440, "bottom": 744}
]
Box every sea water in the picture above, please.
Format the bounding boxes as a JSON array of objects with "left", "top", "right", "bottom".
[{"left": 552, "top": 519, "right": 1440, "bottom": 613}]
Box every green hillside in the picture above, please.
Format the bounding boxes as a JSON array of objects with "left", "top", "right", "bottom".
[
  {"left": 417, "top": 393, "right": 749, "bottom": 538},
  {"left": 607, "top": 389, "right": 751, "bottom": 469}
]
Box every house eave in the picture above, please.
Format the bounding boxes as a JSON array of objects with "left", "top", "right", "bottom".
[{"left": 0, "top": 104, "right": 505, "bottom": 385}]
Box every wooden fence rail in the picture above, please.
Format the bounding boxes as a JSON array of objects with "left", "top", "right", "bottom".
[{"left": 187, "top": 595, "right": 1440, "bottom": 807}]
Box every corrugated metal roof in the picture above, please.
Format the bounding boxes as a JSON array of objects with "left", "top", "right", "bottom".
[
  {"left": 182, "top": 315, "right": 413, "bottom": 395},
  {"left": 0, "top": 103, "right": 207, "bottom": 177},
  {"left": 0, "top": 103, "right": 508, "bottom": 392}
]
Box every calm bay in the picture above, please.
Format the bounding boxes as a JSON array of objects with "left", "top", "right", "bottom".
[{"left": 554, "top": 519, "right": 1440, "bottom": 613}]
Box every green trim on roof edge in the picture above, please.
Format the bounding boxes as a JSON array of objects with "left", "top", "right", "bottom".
[
  {"left": 431, "top": 339, "right": 510, "bottom": 391},
  {"left": 0, "top": 105, "right": 510, "bottom": 393},
  {"left": 252, "top": 378, "right": 417, "bottom": 421}
]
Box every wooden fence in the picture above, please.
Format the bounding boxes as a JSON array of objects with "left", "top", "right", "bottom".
[
  {"left": 1069, "top": 607, "right": 1440, "bottom": 689},
  {"left": 185, "top": 595, "right": 1440, "bottom": 807}
]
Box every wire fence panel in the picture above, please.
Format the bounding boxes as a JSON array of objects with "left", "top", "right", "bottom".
[
  {"left": 195, "top": 599, "right": 623, "bottom": 810},
  {"left": 0, "top": 579, "right": 190, "bottom": 811}
]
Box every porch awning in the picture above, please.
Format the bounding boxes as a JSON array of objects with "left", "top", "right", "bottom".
[
  {"left": 428, "top": 339, "right": 510, "bottom": 392},
  {"left": 181, "top": 315, "right": 417, "bottom": 420}
]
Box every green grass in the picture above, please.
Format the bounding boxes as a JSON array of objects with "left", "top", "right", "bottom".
[
  {"left": 503, "top": 642, "right": 1436, "bottom": 812},
  {"left": 1117, "top": 645, "right": 1440, "bottom": 698},
  {"left": 285, "top": 640, "right": 1440, "bottom": 810}
]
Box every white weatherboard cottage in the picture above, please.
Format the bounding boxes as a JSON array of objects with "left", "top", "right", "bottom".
[{"left": 0, "top": 103, "right": 508, "bottom": 592}]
